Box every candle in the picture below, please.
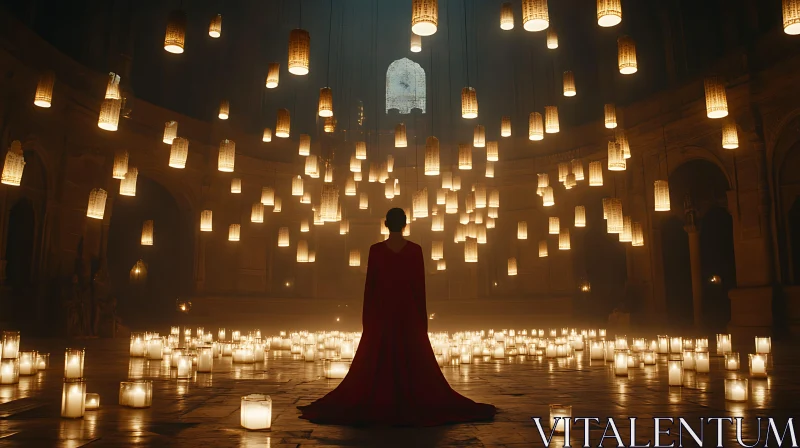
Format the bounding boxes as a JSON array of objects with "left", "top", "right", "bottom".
[
  {"left": 241, "top": 394, "right": 272, "bottom": 430},
  {"left": 590, "top": 342, "right": 604, "bottom": 360},
  {"left": 695, "top": 352, "right": 710, "bottom": 373},
  {"left": 657, "top": 335, "right": 669, "bottom": 354},
  {"left": 326, "top": 359, "right": 350, "bottom": 378},
  {"left": 545, "top": 343, "right": 557, "bottom": 358},
  {"left": 120, "top": 380, "right": 152, "bottom": 408},
  {"left": 716, "top": 334, "right": 732, "bottom": 354},
  {"left": 197, "top": 347, "right": 213, "bottom": 373},
  {"left": 147, "top": 339, "right": 163, "bottom": 360},
  {"left": 682, "top": 350, "right": 695, "bottom": 370},
  {"left": 643, "top": 350, "right": 656, "bottom": 365},
  {"left": 725, "top": 353, "right": 740, "bottom": 371},
  {"left": 754, "top": 337, "right": 771, "bottom": 354},
  {"left": 1, "top": 331, "right": 20, "bottom": 359},
  {"left": 614, "top": 350, "right": 628, "bottom": 376},
  {"left": 668, "top": 360, "right": 683, "bottom": 386},
  {"left": 61, "top": 380, "right": 86, "bottom": 418},
  {"left": 549, "top": 404, "right": 572, "bottom": 434},
  {"left": 85, "top": 393, "right": 100, "bottom": 410},
  {"left": 18, "top": 351, "right": 37, "bottom": 376},
  {"left": 176, "top": 356, "right": 192, "bottom": 379},
  {"left": 131, "top": 386, "right": 146, "bottom": 408},
  {"left": 749, "top": 354, "right": 767, "bottom": 377},
  {"left": 605, "top": 341, "right": 616, "bottom": 362},
  {"left": 36, "top": 353, "right": 49, "bottom": 370},
  {"left": 303, "top": 344, "right": 316, "bottom": 362},
  {"left": 670, "top": 337, "right": 683, "bottom": 354},
  {"left": 725, "top": 378, "right": 748, "bottom": 402},
  {"left": 0, "top": 359, "right": 18, "bottom": 384},
  {"left": 64, "top": 349, "right": 84, "bottom": 379}
]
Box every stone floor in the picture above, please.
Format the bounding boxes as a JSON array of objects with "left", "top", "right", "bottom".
[{"left": 0, "top": 335, "right": 797, "bottom": 447}]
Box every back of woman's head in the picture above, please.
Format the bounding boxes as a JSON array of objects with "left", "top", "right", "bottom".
[{"left": 385, "top": 208, "right": 407, "bottom": 232}]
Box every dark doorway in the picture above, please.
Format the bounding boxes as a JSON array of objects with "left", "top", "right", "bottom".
[
  {"left": 584, "top": 202, "right": 628, "bottom": 317},
  {"left": 5, "top": 198, "right": 36, "bottom": 315},
  {"left": 789, "top": 198, "right": 800, "bottom": 284},
  {"left": 661, "top": 216, "right": 693, "bottom": 327},
  {"left": 701, "top": 207, "right": 735, "bottom": 331}
]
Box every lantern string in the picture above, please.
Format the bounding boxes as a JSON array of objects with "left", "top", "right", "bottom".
[
  {"left": 298, "top": 0, "right": 303, "bottom": 28},
  {"left": 661, "top": 125, "right": 669, "bottom": 177},
  {"left": 463, "top": 0, "right": 469, "bottom": 86},
  {"left": 326, "top": 0, "right": 333, "bottom": 86},
  {"left": 446, "top": 0, "right": 454, "bottom": 164},
  {"left": 530, "top": 45, "right": 536, "bottom": 110},
  {"left": 374, "top": 0, "right": 379, "bottom": 160}
]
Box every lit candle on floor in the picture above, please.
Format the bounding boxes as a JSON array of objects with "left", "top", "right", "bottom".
[
  {"left": 668, "top": 360, "right": 683, "bottom": 386},
  {"left": 726, "top": 353, "right": 740, "bottom": 371},
  {"left": 695, "top": 352, "right": 710, "bottom": 373},
  {"left": 749, "top": 354, "right": 767, "bottom": 377}
]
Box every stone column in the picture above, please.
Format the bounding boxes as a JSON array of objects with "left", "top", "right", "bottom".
[{"left": 684, "top": 224, "right": 703, "bottom": 328}]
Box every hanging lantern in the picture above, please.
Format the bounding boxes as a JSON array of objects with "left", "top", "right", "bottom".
[
  {"left": 0, "top": 140, "right": 26, "bottom": 187},
  {"left": 559, "top": 228, "right": 571, "bottom": 250},
  {"left": 355, "top": 141, "right": 367, "bottom": 160},
  {"left": 538, "top": 173, "right": 550, "bottom": 188},
  {"left": 163, "top": 121, "right": 178, "bottom": 144},
  {"left": 547, "top": 28, "right": 558, "bottom": 49},
  {"left": 446, "top": 191, "right": 458, "bottom": 214},
  {"left": 784, "top": 0, "right": 800, "bottom": 34},
  {"left": 217, "top": 100, "right": 231, "bottom": 120},
  {"left": 290, "top": 175, "right": 303, "bottom": 197},
  {"left": 723, "top": 120, "right": 739, "bottom": 149},
  {"left": 218, "top": 139, "right": 235, "bottom": 172},
  {"left": 410, "top": 33, "right": 422, "bottom": 52},
  {"left": 34, "top": 71, "right": 55, "bottom": 108},
  {"left": 98, "top": 98, "right": 121, "bottom": 131},
  {"left": 502, "top": 258, "right": 517, "bottom": 278},
  {"left": 348, "top": 249, "right": 361, "bottom": 267},
  {"left": 324, "top": 117, "right": 336, "bottom": 133},
  {"left": 604, "top": 104, "right": 617, "bottom": 129},
  {"left": 618, "top": 36, "right": 637, "bottom": 74},
  {"left": 297, "top": 241, "right": 309, "bottom": 263},
  {"left": 563, "top": 71, "right": 576, "bottom": 97},
  {"left": 169, "top": 137, "right": 189, "bottom": 169},
  {"left": 288, "top": 29, "right": 310, "bottom": 75},
  {"left": 411, "top": 0, "right": 438, "bottom": 36},
  {"left": 261, "top": 187, "right": 275, "bottom": 206},
  {"left": 104, "top": 72, "right": 121, "bottom": 99},
  {"left": 602, "top": 198, "right": 611, "bottom": 219},
  {"left": 607, "top": 198, "right": 623, "bottom": 234},
  {"left": 387, "top": 155, "right": 395, "bottom": 173},
  {"left": 262, "top": 128, "right": 273, "bottom": 142},
  {"left": 489, "top": 190, "right": 500, "bottom": 208},
  {"left": 539, "top": 240, "right": 548, "bottom": 257},
  {"left": 119, "top": 167, "right": 138, "bottom": 197},
  {"left": 486, "top": 216, "right": 496, "bottom": 228},
  {"left": 452, "top": 175, "right": 462, "bottom": 191},
  {"left": 597, "top": 0, "right": 622, "bottom": 27},
  {"left": 231, "top": 178, "right": 242, "bottom": 194},
  {"left": 299, "top": 134, "right": 311, "bottom": 156},
  {"left": 485, "top": 161, "right": 495, "bottom": 178},
  {"left": 413, "top": 188, "right": 429, "bottom": 218},
  {"left": 521, "top": 0, "right": 549, "bottom": 31},
  {"left": 608, "top": 142, "right": 626, "bottom": 171},
  {"left": 615, "top": 128, "right": 631, "bottom": 159},
  {"left": 437, "top": 259, "right": 447, "bottom": 271},
  {"left": 395, "top": 123, "right": 408, "bottom": 148},
  {"left": 350, "top": 155, "right": 361, "bottom": 173},
  {"left": 276, "top": 109, "right": 291, "bottom": 138},
  {"left": 432, "top": 214, "right": 444, "bottom": 232},
  {"left": 228, "top": 224, "right": 241, "bottom": 242},
  {"left": 209, "top": 14, "right": 222, "bottom": 38},
  {"left": 544, "top": 106, "right": 560, "bottom": 134},
  {"left": 437, "top": 189, "right": 447, "bottom": 205},
  {"left": 473, "top": 125, "right": 486, "bottom": 148},
  {"left": 164, "top": 10, "right": 187, "bottom": 54},
  {"left": 474, "top": 184, "right": 487, "bottom": 209},
  {"left": 321, "top": 185, "right": 339, "bottom": 222},
  {"left": 345, "top": 176, "right": 356, "bottom": 196},
  {"left": 305, "top": 155, "right": 320, "bottom": 178},
  {"left": 589, "top": 161, "right": 603, "bottom": 186},
  {"left": 141, "top": 220, "right": 154, "bottom": 246},
  {"left": 251, "top": 203, "right": 264, "bottom": 223},
  {"left": 654, "top": 180, "right": 671, "bottom": 211},
  {"left": 301, "top": 218, "right": 310, "bottom": 232},
  {"left": 454, "top": 224, "right": 466, "bottom": 242},
  {"left": 340, "top": 219, "right": 350, "bottom": 234},
  {"left": 619, "top": 216, "right": 632, "bottom": 243},
  {"left": 385, "top": 181, "right": 396, "bottom": 200},
  {"left": 632, "top": 222, "right": 644, "bottom": 247},
  {"left": 273, "top": 197, "right": 282, "bottom": 212},
  {"left": 704, "top": 77, "right": 729, "bottom": 119},
  {"left": 130, "top": 259, "right": 147, "bottom": 283},
  {"left": 278, "top": 227, "right": 290, "bottom": 247},
  {"left": 200, "top": 210, "right": 213, "bottom": 232},
  {"left": 549, "top": 217, "right": 560, "bottom": 235},
  {"left": 565, "top": 173, "right": 577, "bottom": 189},
  {"left": 461, "top": 87, "right": 478, "bottom": 119},
  {"left": 517, "top": 221, "right": 528, "bottom": 240},
  {"left": 529, "top": 112, "right": 544, "bottom": 140},
  {"left": 571, "top": 159, "right": 584, "bottom": 181},
  {"left": 86, "top": 189, "right": 107, "bottom": 220},
  {"left": 464, "top": 239, "right": 478, "bottom": 263},
  {"left": 432, "top": 241, "right": 444, "bottom": 260},
  {"left": 558, "top": 162, "right": 569, "bottom": 183},
  {"left": 441, "top": 172, "right": 453, "bottom": 190},
  {"left": 483, "top": 142, "right": 498, "bottom": 163},
  {"left": 111, "top": 150, "right": 129, "bottom": 180},
  {"left": 499, "top": 116, "right": 512, "bottom": 138},
  {"left": 542, "top": 186, "right": 554, "bottom": 206},
  {"left": 324, "top": 162, "right": 333, "bottom": 182},
  {"left": 359, "top": 192, "right": 369, "bottom": 210},
  {"left": 265, "top": 63, "right": 281, "bottom": 89},
  {"left": 575, "top": 206, "right": 586, "bottom": 227},
  {"left": 425, "top": 137, "right": 440, "bottom": 175},
  {"left": 500, "top": 2, "right": 515, "bottom": 30},
  {"left": 458, "top": 144, "right": 473, "bottom": 170},
  {"left": 318, "top": 87, "right": 333, "bottom": 117}
]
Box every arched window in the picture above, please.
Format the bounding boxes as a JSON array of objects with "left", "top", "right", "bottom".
[{"left": 386, "top": 58, "right": 426, "bottom": 114}]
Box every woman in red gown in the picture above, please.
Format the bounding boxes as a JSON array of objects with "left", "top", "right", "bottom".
[{"left": 299, "top": 208, "right": 496, "bottom": 426}]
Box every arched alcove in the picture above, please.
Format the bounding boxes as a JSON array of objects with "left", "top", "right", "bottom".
[{"left": 107, "top": 175, "right": 192, "bottom": 326}]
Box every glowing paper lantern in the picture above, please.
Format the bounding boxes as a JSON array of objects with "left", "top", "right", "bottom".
[
  {"left": 437, "top": 259, "right": 447, "bottom": 270},
  {"left": 349, "top": 249, "right": 361, "bottom": 266},
  {"left": 297, "top": 241, "right": 309, "bottom": 263},
  {"left": 299, "top": 134, "right": 311, "bottom": 157},
  {"left": 632, "top": 222, "right": 644, "bottom": 246},
  {"left": 163, "top": 121, "right": 178, "bottom": 144},
  {"left": 549, "top": 217, "right": 560, "bottom": 235},
  {"left": 411, "top": 0, "right": 438, "bottom": 36},
  {"left": 231, "top": 178, "right": 242, "bottom": 194},
  {"left": 410, "top": 33, "right": 422, "bottom": 52},
  {"left": 425, "top": 137, "right": 440, "bottom": 175},
  {"left": 164, "top": 10, "right": 187, "bottom": 54},
  {"left": 169, "top": 138, "right": 189, "bottom": 169},
  {"left": 607, "top": 142, "right": 626, "bottom": 171},
  {"left": 619, "top": 216, "right": 632, "bottom": 242},
  {"left": 722, "top": 120, "right": 739, "bottom": 149},
  {"left": 517, "top": 221, "right": 528, "bottom": 240},
  {"left": 500, "top": 116, "right": 512, "bottom": 138},
  {"left": 539, "top": 240, "right": 548, "bottom": 257},
  {"left": 278, "top": 227, "right": 289, "bottom": 247},
  {"left": 276, "top": 109, "right": 291, "bottom": 138},
  {"left": 34, "top": 71, "right": 55, "bottom": 107},
  {"left": 318, "top": 87, "right": 334, "bottom": 117},
  {"left": 597, "top": 0, "right": 622, "bottom": 27},
  {"left": 508, "top": 258, "right": 518, "bottom": 276},
  {"left": 432, "top": 214, "right": 444, "bottom": 231},
  {"left": 575, "top": 206, "right": 586, "bottom": 227},
  {"left": 228, "top": 224, "right": 241, "bottom": 242},
  {"left": 618, "top": 36, "right": 637, "bottom": 74},
  {"left": 432, "top": 241, "right": 444, "bottom": 260},
  {"left": 209, "top": 14, "right": 222, "bottom": 37},
  {"left": 119, "top": 167, "right": 138, "bottom": 197},
  {"left": 547, "top": 28, "right": 558, "bottom": 49},
  {"left": 559, "top": 228, "right": 570, "bottom": 250},
  {"left": 413, "top": 188, "right": 429, "bottom": 218},
  {"left": 395, "top": 123, "right": 408, "bottom": 147},
  {"left": 545, "top": 106, "right": 559, "bottom": 133},
  {"left": 86, "top": 189, "right": 107, "bottom": 220},
  {"left": 604, "top": 104, "right": 617, "bottom": 129},
  {"left": 589, "top": 161, "right": 603, "bottom": 186},
  {"left": 98, "top": 98, "right": 121, "bottom": 131},
  {"left": 563, "top": 71, "right": 576, "bottom": 97},
  {"left": 542, "top": 186, "right": 554, "bottom": 206},
  {"left": 262, "top": 128, "right": 272, "bottom": 142},
  {"left": 616, "top": 128, "right": 631, "bottom": 159},
  {"left": 571, "top": 160, "right": 584, "bottom": 181},
  {"left": 140, "top": 220, "right": 154, "bottom": 246},
  {"left": 266, "top": 63, "right": 280, "bottom": 88},
  {"left": 784, "top": 0, "right": 800, "bottom": 34},
  {"left": 273, "top": 197, "right": 282, "bottom": 212},
  {"left": 350, "top": 155, "right": 361, "bottom": 173},
  {"left": 340, "top": 219, "right": 350, "bottom": 234},
  {"left": 355, "top": 141, "right": 367, "bottom": 160},
  {"left": 240, "top": 394, "right": 272, "bottom": 430},
  {"left": 461, "top": 87, "right": 478, "bottom": 119},
  {"left": 251, "top": 203, "right": 264, "bottom": 223},
  {"left": 486, "top": 162, "right": 495, "bottom": 178},
  {"left": 458, "top": 144, "right": 473, "bottom": 170},
  {"left": 321, "top": 185, "right": 339, "bottom": 222},
  {"left": 464, "top": 239, "right": 478, "bottom": 262},
  {"left": 288, "top": 29, "right": 310, "bottom": 75},
  {"left": 1, "top": 141, "right": 25, "bottom": 186},
  {"left": 529, "top": 112, "right": 544, "bottom": 140},
  {"left": 473, "top": 125, "right": 486, "bottom": 148},
  {"left": 359, "top": 192, "right": 369, "bottom": 209},
  {"left": 558, "top": 162, "right": 569, "bottom": 183},
  {"left": 218, "top": 139, "right": 235, "bottom": 172},
  {"left": 654, "top": 180, "right": 670, "bottom": 211},
  {"left": 500, "top": 2, "right": 514, "bottom": 30},
  {"left": 324, "top": 117, "right": 336, "bottom": 133},
  {"left": 261, "top": 187, "right": 275, "bottom": 206},
  {"left": 704, "top": 77, "right": 729, "bottom": 119},
  {"left": 218, "top": 100, "right": 230, "bottom": 120},
  {"left": 304, "top": 156, "right": 319, "bottom": 178},
  {"left": 292, "top": 176, "right": 304, "bottom": 197},
  {"left": 200, "top": 210, "right": 213, "bottom": 232},
  {"left": 606, "top": 198, "right": 623, "bottom": 234},
  {"left": 522, "top": 0, "right": 549, "bottom": 31}
]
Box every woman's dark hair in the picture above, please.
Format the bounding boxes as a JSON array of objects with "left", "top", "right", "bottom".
[{"left": 385, "top": 208, "right": 407, "bottom": 232}]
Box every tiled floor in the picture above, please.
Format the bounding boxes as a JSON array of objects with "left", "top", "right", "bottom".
[{"left": 0, "top": 336, "right": 796, "bottom": 447}]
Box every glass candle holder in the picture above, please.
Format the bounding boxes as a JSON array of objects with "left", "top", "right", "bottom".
[
  {"left": 598, "top": 329, "right": 607, "bottom": 339},
  {"left": 0, "top": 358, "right": 19, "bottom": 384},
  {"left": 669, "top": 337, "right": 683, "bottom": 354},
  {"left": 695, "top": 338, "right": 709, "bottom": 352},
  {"left": 147, "top": 338, "right": 163, "bottom": 360},
  {"left": 170, "top": 349, "right": 184, "bottom": 368},
  {"left": 36, "top": 353, "right": 49, "bottom": 370},
  {"left": 85, "top": 392, "right": 100, "bottom": 410},
  {"left": 631, "top": 338, "right": 646, "bottom": 353},
  {"left": 642, "top": 350, "right": 656, "bottom": 365},
  {"left": 749, "top": 354, "right": 768, "bottom": 378},
  {"left": 682, "top": 338, "right": 695, "bottom": 351},
  {"left": 129, "top": 333, "right": 146, "bottom": 357},
  {"left": 754, "top": 337, "right": 771, "bottom": 355},
  {"left": 340, "top": 340, "right": 355, "bottom": 359},
  {"left": 303, "top": 344, "right": 316, "bottom": 362},
  {"left": 657, "top": 335, "right": 669, "bottom": 354},
  {"left": 725, "top": 353, "right": 740, "bottom": 371},
  {"left": 119, "top": 380, "right": 152, "bottom": 408},
  {"left": 241, "top": 394, "right": 272, "bottom": 430},
  {"left": 1, "top": 331, "right": 20, "bottom": 359},
  {"left": 222, "top": 343, "right": 233, "bottom": 357},
  {"left": 605, "top": 341, "right": 616, "bottom": 362},
  {"left": 233, "top": 346, "right": 255, "bottom": 364},
  {"left": 695, "top": 351, "right": 710, "bottom": 373},
  {"left": 61, "top": 379, "right": 86, "bottom": 419},
  {"left": 197, "top": 346, "right": 213, "bottom": 373},
  {"left": 218, "top": 328, "right": 226, "bottom": 341},
  {"left": 232, "top": 330, "right": 241, "bottom": 342},
  {"left": 176, "top": 355, "right": 192, "bottom": 379},
  {"left": 668, "top": 360, "right": 683, "bottom": 386},
  {"left": 64, "top": 348, "right": 85, "bottom": 379},
  {"left": 614, "top": 349, "right": 628, "bottom": 376},
  {"left": 716, "top": 333, "right": 732, "bottom": 355},
  {"left": 725, "top": 378, "right": 748, "bottom": 402},
  {"left": 626, "top": 353, "right": 638, "bottom": 369},
  {"left": 590, "top": 341, "right": 604, "bottom": 360},
  {"left": 18, "top": 351, "right": 38, "bottom": 376},
  {"left": 170, "top": 326, "right": 180, "bottom": 336},
  {"left": 682, "top": 350, "right": 696, "bottom": 370},
  {"left": 324, "top": 359, "right": 351, "bottom": 379},
  {"left": 614, "top": 336, "right": 628, "bottom": 350},
  {"left": 549, "top": 404, "right": 572, "bottom": 434}
]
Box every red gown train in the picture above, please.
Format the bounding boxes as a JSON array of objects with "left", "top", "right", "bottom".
[{"left": 298, "top": 241, "right": 496, "bottom": 426}]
